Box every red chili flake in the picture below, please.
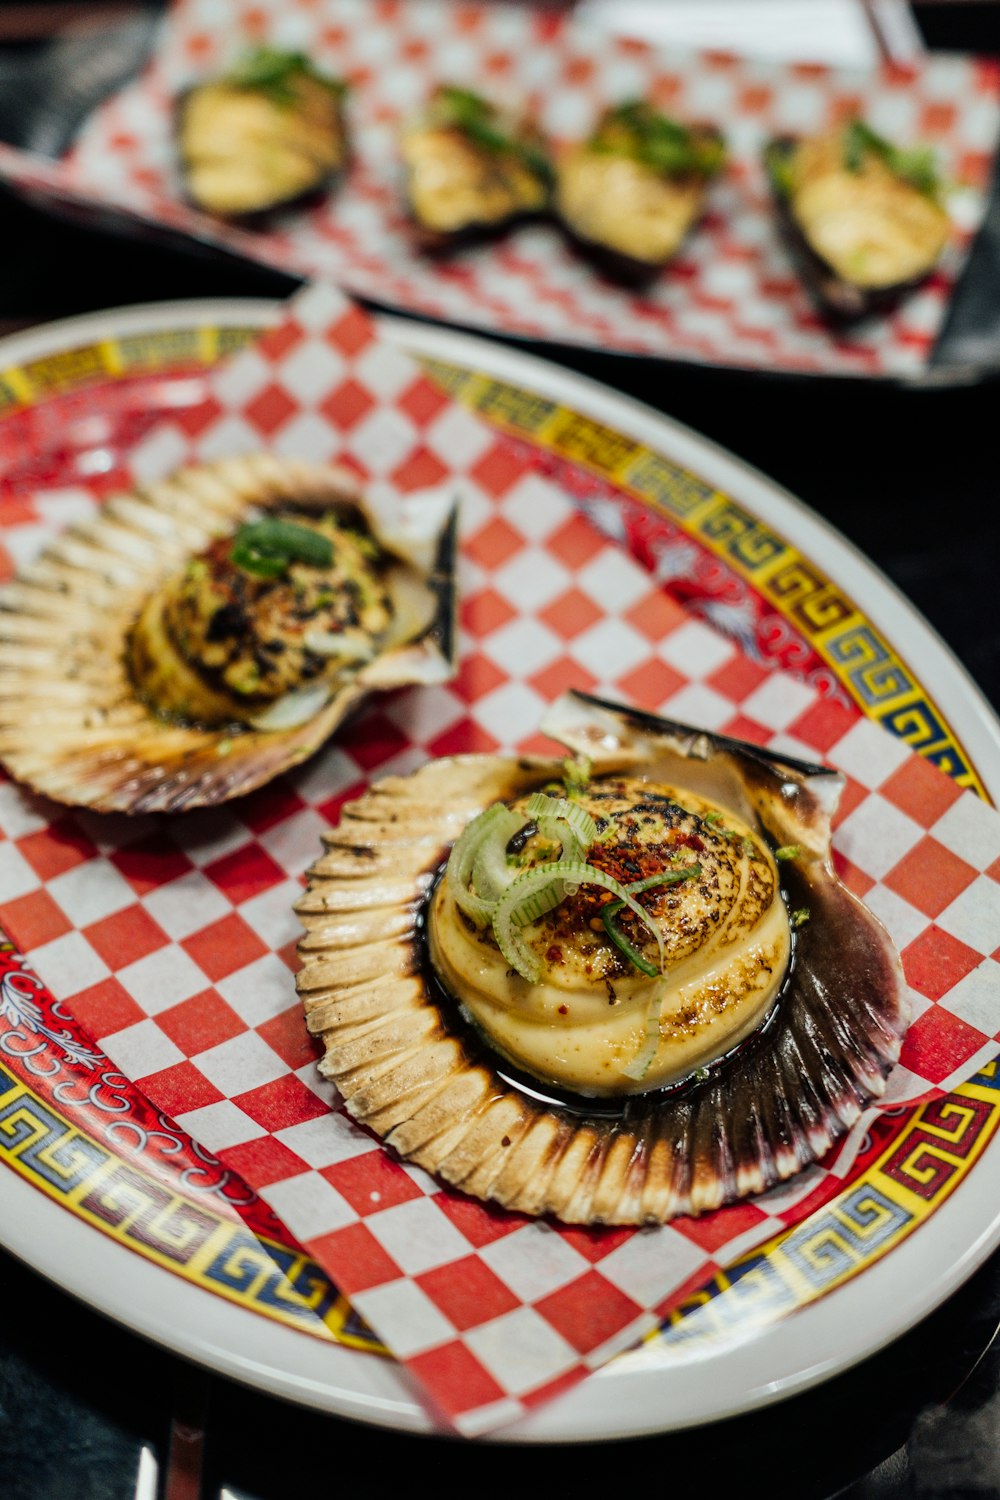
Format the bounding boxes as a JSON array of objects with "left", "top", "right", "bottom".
[
  {"left": 501, "top": 1135, "right": 511, "bottom": 1147},
  {"left": 674, "top": 832, "right": 705, "bottom": 852},
  {"left": 546, "top": 944, "right": 563, "bottom": 963},
  {"left": 558, "top": 1004, "right": 568, "bottom": 1015}
]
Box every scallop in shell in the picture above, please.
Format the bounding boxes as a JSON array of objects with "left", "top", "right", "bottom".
[
  {"left": 0, "top": 454, "right": 456, "bottom": 813},
  {"left": 297, "top": 690, "right": 909, "bottom": 1227}
]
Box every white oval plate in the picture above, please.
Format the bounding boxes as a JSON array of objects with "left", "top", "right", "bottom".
[{"left": 1, "top": 299, "right": 999, "bottom": 1443}]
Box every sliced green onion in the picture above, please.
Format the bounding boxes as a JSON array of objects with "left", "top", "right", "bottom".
[
  {"left": 623, "top": 867, "right": 701, "bottom": 896},
  {"left": 524, "top": 792, "right": 597, "bottom": 866},
  {"left": 525, "top": 792, "right": 597, "bottom": 848},
  {"left": 601, "top": 913, "right": 659, "bottom": 977},
  {"left": 432, "top": 86, "right": 552, "bottom": 183},
  {"left": 446, "top": 803, "right": 517, "bottom": 923},
  {"left": 621, "top": 1018, "right": 662, "bottom": 1083},
  {"left": 560, "top": 754, "right": 592, "bottom": 800},
  {"left": 470, "top": 809, "right": 525, "bottom": 903},
  {"left": 228, "top": 544, "right": 288, "bottom": 579},
  {"left": 230, "top": 518, "right": 334, "bottom": 579},
  {"left": 491, "top": 859, "right": 667, "bottom": 984},
  {"left": 774, "top": 845, "right": 802, "bottom": 862},
  {"left": 792, "top": 907, "right": 811, "bottom": 928},
  {"left": 225, "top": 46, "right": 347, "bottom": 106},
  {"left": 841, "top": 118, "right": 940, "bottom": 197},
  {"left": 603, "top": 865, "right": 701, "bottom": 977}
]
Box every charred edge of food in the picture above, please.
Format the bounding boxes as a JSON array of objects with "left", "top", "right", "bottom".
[
  {"left": 402, "top": 85, "right": 552, "bottom": 249},
  {"left": 176, "top": 47, "right": 350, "bottom": 220},
  {"left": 424, "top": 502, "right": 459, "bottom": 667},
  {"left": 763, "top": 134, "right": 946, "bottom": 321},
  {"left": 126, "top": 501, "right": 394, "bottom": 730}
]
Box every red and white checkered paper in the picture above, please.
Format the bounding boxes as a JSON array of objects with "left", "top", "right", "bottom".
[
  {"left": 2, "top": 281, "right": 1000, "bottom": 1435},
  {"left": 1, "top": 0, "right": 999, "bottom": 377}
]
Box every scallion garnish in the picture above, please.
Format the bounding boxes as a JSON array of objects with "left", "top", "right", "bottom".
[
  {"left": 841, "top": 118, "right": 940, "bottom": 197},
  {"left": 792, "top": 907, "right": 810, "bottom": 928},
  {"left": 432, "top": 86, "right": 553, "bottom": 183},
  {"left": 774, "top": 845, "right": 802, "bottom": 862},
  {"left": 594, "top": 101, "right": 726, "bottom": 179},
  {"left": 601, "top": 865, "right": 701, "bottom": 977},
  {"left": 561, "top": 754, "right": 592, "bottom": 801},
  {"left": 230, "top": 518, "right": 335, "bottom": 579},
  {"left": 763, "top": 140, "right": 796, "bottom": 199},
  {"left": 225, "top": 46, "right": 347, "bottom": 107}
]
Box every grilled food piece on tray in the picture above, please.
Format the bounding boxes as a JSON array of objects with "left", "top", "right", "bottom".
[
  {"left": 177, "top": 47, "right": 349, "bottom": 218},
  {"left": 555, "top": 100, "right": 726, "bottom": 281},
  {"left": 401, "top": 85, "right": 552, "bottom": 248},
  {"left": 764, "top": 119, "right": 950, "bottom": 319}
]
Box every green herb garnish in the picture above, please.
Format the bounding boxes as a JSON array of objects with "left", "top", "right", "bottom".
[
  {"left": 841, "top": 118, "right": 940, "bottom": 197},
  {"left": 594, "top": 100, "right": 726, "bottom": 178},
  {"left": 230, "top": 518, "right": 335, "bottom": 579},
  {"left": 774, "top": 845, "right": 802, "bottom": 862},
  {"left": 561, "top": 754, "right": 592, "bottom": 801},
  {"left": 763, "top": 140, "right": 796, "bottom": 199},
  {"left": 432, "top": 85, "right": 553, "bottom": 184},
  {"left": 792, "top": 907, "right": 810, "bottom": 928},
  {"left": 225, "top": 47, "right": 347, "bottom": 107},
  {"left": 601, "top": 865, "right": 701, "bottom": 977}
]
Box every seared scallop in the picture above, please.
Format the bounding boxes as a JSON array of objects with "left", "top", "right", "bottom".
[
  {"left": 0, "top": 455, "right": 456, "bottom": 813},
  {"left": 555, "top": 101, "right": 726, "bottom": 280},
  {"left": 178, "top": 47, "right": 349, "bottom": 218},
  {"left": 401, "top": 85, "right": 552, "bottom": 247},
  {"left": 764, "top": 119, "right": 950, "bottom": 317},
  {"left": 297, "top": 691, "right": 909, "bottom": 1225}
]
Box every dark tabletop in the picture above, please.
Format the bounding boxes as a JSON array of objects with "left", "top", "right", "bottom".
[{"left": 2, "top": 4, "right": 1000, "bottom": 1497}]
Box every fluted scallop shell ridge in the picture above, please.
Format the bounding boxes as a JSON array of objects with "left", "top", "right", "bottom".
[{"left": 297, "top": 693, "right": 910, "bottom": 1226}]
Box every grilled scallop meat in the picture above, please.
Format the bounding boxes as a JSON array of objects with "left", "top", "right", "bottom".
[
  {"left": 401, "top": 85, "right": 552, "bottom": 248},
  {"left": 764, "top": 119, "right": 950, "bottom": 318},
  {"left": 555, "top": 101, "right": 726, "bottom": 281},
  {"left": 129, "top": 511, "right": 396, "bottom": 730},
  {"left": 178, "top": 47, "right": 349, "bottom": 218},
  {"left": 297, "top": 691, "right": 909, "bottom": 1225},
  {"left": 0, "top": 455, "right": 457, "bottom": 813}
]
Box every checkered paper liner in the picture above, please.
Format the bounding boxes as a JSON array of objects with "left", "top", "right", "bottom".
[
  {"left": 1, "top": 0, "right": 999, "bottom": 377},
  {"left": 2, "top": 282, "right": 1000, "bottom": 1435}
]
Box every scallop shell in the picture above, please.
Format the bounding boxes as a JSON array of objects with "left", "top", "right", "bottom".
[
  {"left": 297, "top": 690, "right": 909, "bottom": 1226},
  {"left": 0, "top": 454, "right": 456, "bottom": 813}
]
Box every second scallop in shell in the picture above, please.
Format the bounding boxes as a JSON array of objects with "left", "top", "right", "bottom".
[
  {"left": 0, "top": 454, "right": 456, "bottom": 813},
  {"left": 297, "top": 691, "right": 910, "bottom": 1226}
]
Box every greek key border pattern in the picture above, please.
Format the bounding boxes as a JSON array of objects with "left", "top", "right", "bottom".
[
  {"left": 0, "top": 1056, "right": 378, "bottom": 1352},
  {"left": 657, "top": 1061, "right": 1000, "bottom": 1349},
  {"left": 426, "top": 362, "right": 985, "bottom": 798}
]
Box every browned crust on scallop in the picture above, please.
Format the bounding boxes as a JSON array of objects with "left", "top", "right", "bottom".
[
  {"left": 296, "top": 731, "right": 910, "bottom": 1227},
  {"left": 0, "top": 454, "right": 455, "bottom": 813}
]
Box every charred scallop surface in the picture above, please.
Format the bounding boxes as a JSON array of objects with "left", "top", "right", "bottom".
[
  {"left": 178, "top": 47, "right": 349, "bottom": 218},
  {"left": 129, "top": 510, "right": 395, "bottom": 728},
  {"left": 429, "top": 775, "right": 790, "bottom": 1095},
  {"left": 296, "top": 692, "right": 909, "bottom": 1226},
  {"left": 764, "top": 120, "right": 949, "bottom": 318},
  {"left": 401, "top": 85, "right": 552, "bottom": 247},
  {"left": 555, "top": 101, "right": 726, "bottom": 278},
  {"left": 0, "top": 455, "right": 456, "bottom": 813}
]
